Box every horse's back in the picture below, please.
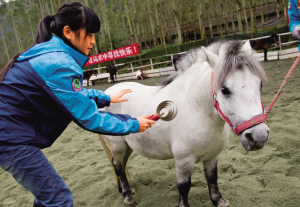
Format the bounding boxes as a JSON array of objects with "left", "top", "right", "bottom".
[{"left": 105, "top": 82, "right": 156, "bottom": 95}]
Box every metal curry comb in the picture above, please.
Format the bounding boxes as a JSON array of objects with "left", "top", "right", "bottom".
[{"left": 148, "top": 101, "right": 177, "bottom": 121}]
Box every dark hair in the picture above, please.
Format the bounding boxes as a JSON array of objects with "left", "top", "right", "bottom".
[{"left": 0, "top": 2, "right": 100, "bottom": 82}]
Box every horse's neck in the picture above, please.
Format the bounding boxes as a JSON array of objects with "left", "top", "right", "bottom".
[
  {"left": 173, "top": 63, "right": 225, "bottom": 127},
  {"left": 176, "top": 65, "right": 213, "bottom": 112}
]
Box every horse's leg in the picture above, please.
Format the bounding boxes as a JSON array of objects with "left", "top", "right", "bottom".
[
  {"left": 175, "top": 158, "right": 195, "bottom": 207},
  {"left": 110, "top": 142, "right": 135, "bottom": 206},
  {"left": 110, "top": 74, "right": 114, "bottom": 83},
  {"left": 203, "top": 157, "right": 230, "bottom": 207},
  {"left": 264, "top": 48, "right": 268, "bottom": 61},
  {"left": 115, "top": 72, "right": 117, "bottom": 82}
]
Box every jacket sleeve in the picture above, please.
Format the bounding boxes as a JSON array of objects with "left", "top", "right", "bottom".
[
  {"left": 81, "top": 88, "right": 111, "bottom": 108},
  {"left": 40, "top": 62, "right": 139, "bottom": 136},
  {"left": 289, "top": 0, "right": 300, "bottom": 32}
]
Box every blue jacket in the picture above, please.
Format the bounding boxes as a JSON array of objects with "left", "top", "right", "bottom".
[
  {"left": 289, "top": 0, "right": 300, "bottom": 51},
  {"left": 0, "top": 36, "right": 139, "bottom": 149}
]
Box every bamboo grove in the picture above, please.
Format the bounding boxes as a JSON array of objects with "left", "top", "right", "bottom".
[{"left": 0, "top": 0, "right": 288, "bottom": 70}]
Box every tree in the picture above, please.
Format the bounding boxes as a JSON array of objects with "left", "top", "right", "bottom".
[
  {"left": 8, "top": 1, "right": 22, "bottom": 52},
  {"left": 172, "top": 0, "right": 183, "bottom": 44}
]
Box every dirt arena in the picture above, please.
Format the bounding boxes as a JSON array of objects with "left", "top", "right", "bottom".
[{"left": 1, "top": 58, "right": 300, "bottom": 207}]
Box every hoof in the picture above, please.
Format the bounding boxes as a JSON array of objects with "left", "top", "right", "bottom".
[
  {"left": 217, "top": 198, "right": 230, "bottom": 207},
  {"left": 124, "top": 198, "right": 136, "bottom": 207}
]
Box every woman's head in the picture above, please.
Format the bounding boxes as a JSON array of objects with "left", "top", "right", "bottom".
[{"left": 40, "top": 2, "right": 100, "bottom": 53}]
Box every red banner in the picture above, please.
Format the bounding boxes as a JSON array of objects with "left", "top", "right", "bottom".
[{"left": 84, "top": 43, "right": 140, "bottom": 66}]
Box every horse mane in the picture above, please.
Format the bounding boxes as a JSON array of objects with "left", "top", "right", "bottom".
[{"left": 161, "top": 40, "right": 268, "bottom": 90}]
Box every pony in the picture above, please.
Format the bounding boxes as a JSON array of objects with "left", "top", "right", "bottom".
[
  {"left": 106, "top": 64, "right": 117, "bottom": 83},
  {"left": 135, "top": 69, "right": 149, "bottom": 80},
  {"left": 250, "top": 34, "right": 280, "bottom": 61},
  {"left": 99, "top": 40, "right": 270, "bottom": 207},
  {"left": 83, "top": 69, "right": 98, "bottom": 86}
]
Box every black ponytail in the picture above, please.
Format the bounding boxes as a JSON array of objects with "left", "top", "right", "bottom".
[
  {"left": 36, "top": 15, "right": 54, "bottom": 44},
  {"left": 0, "top": 2, "right": 100, "bottom": 83}
]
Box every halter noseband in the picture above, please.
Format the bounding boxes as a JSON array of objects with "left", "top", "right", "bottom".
[{"left": 211, "top": 71, "right": 268, "bottom": 135}]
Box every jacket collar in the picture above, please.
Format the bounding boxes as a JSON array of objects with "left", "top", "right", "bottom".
[{"left": 18, "top": 36, "right": 89, "bottom": 68}]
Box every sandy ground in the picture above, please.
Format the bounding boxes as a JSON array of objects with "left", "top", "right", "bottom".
[{"left": 2, "top": 58, "right": 300, "bottom": 207}]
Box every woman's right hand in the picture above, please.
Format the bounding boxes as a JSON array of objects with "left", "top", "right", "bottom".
[
  {"left": 137, "top": 115, "right": 156, "bottom": 132},
  {"left": 292, "top": 25, "right": 300, "bottom": 40}
]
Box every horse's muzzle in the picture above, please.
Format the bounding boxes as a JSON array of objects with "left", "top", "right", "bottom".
[{"left": 239, "top": 123, "right": 270, "bottom": 151}]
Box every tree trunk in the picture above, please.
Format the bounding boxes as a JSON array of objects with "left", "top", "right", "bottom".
[
  {"left": 215, "top": 3, "right": 222, "bottom": 37},
  {"left": 236, "top": 3, "right": 244, "bottom": 34},
  {"left": 155, "top": 0, "right": 166, "bottom": 48},
  {"left": 0, "top": 22, "right": 10, "bottom": 62},
  {"left": 242, "top": 0, "right": 249, "bottom": 32},
  {"left": 230, "top": 0, "right": 236, "bottom": 34},
  {"left": 101, "top": 0, "right": 113, "bottom": 51},
  {"left": 131, "top": 0, "right": 142, "bottom": 52},
  {"left": 8, "top": 1, "right": 22, "bottom": 52},
  {"left": 282, "top": 0, "right": 287, "bottom": 25},
  {"left": 147, "top": 0, "right": 157, "bottom": 47},
  {"left": 265, "top": 0, "right": 269, "bottom": 24},
  {"left": 91, "top": 0, "right": 99, "bottom": 55},
  {"left": 249, "top": 0, "right": 257, "bottom": 34},
  {"left": 125, "top": 0, "right": 134, "bottom": 44},
  {"left": 50, "top": 0, "right": 55, "bottom": 14},
  {"left": 172, "top": 0, "right": 183, "bottom": 44},
  {"left": 261, "top": 0, "right": 265, "bottom": 30},
  {"left": 205, "top": 1, "right": 213, "bottom": 38},
  {"left": 275, "top": 0, "right": 280, "bottom": 28},
  {"left": 38, "top": 0, "right": 44, "bottom": 19},
  {"left": 198, "top": 3, "right": 205, "bottom": 39},
  {"left": 224, "top": 11, "right": 229, "bottom": 36}
]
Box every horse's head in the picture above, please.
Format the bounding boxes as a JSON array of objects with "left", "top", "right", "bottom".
[
  {"left": 271, "top": 34, "right": 280, "bottom": 46},
  {"left": 203, "top": 41, "right": 270, "bottom": 151}
]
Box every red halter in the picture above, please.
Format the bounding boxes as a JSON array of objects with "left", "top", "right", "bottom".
[{"left": 211, "top": 71, "right": 267, "bottom": 135}]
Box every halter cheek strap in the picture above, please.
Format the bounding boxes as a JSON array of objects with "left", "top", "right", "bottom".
[{"left": 211, "top": 71, "right": 268, "bottom": 135}]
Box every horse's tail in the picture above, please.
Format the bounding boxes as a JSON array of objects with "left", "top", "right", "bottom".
[{"left": 99, "top": 135, "right": 131, "bottom": 192}]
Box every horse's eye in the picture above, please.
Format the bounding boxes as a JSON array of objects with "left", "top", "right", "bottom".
[{"left": 221, "top": 86, "right": 231, "bottom": 96}]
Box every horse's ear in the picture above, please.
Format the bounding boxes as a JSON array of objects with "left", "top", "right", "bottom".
[
  {"left": 241, "top": 41, "right": 252, "bottom": 52},
  {"left": 202, "top": 46, "right": 219, "bottom": 67}
]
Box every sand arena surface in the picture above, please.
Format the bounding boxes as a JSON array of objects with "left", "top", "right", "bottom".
[{"left": 1, "top": 58, "right": 300, "bottom": 206}]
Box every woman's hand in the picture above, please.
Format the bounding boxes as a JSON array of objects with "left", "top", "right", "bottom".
[
  {"left": 292, "top": 25, "right": 300, "bottom": 40},
  {"left": 110, "top": 89, "right": 132, "bottom": 103},
  {"left": 137, "top": 115, "right": 156, "bottom": 132}
]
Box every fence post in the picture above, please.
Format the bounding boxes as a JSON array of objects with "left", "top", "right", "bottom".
[
  {"left": 130, "top": 62, "right": 134, "bottom": 73},
  {"left": 150, "top": 58, "right": 153, "bottom": 70},
  {"left": 279, "top": 35, "right": 282, "bottom": 50}
]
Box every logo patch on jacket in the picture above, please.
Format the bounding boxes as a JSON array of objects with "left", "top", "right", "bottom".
[{"left": 72, "top": 78, "right": 82, "bottom": 92}]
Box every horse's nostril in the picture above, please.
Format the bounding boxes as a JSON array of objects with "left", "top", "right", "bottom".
[{"left": 245, "top": 133, "right": 255, "bottom": 145}]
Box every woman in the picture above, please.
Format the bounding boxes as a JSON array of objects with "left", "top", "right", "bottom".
[{"left": 0, "top": 2, "right": 154, "bottom": 207}]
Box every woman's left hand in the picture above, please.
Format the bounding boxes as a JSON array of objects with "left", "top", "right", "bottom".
[{"left": 110, "top": 89, "right": 132, "bottom": 103}]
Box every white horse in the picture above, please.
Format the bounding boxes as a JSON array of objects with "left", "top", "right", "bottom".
[{"left": 99, "top": 40, "right": 270, "bottom": 207}]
